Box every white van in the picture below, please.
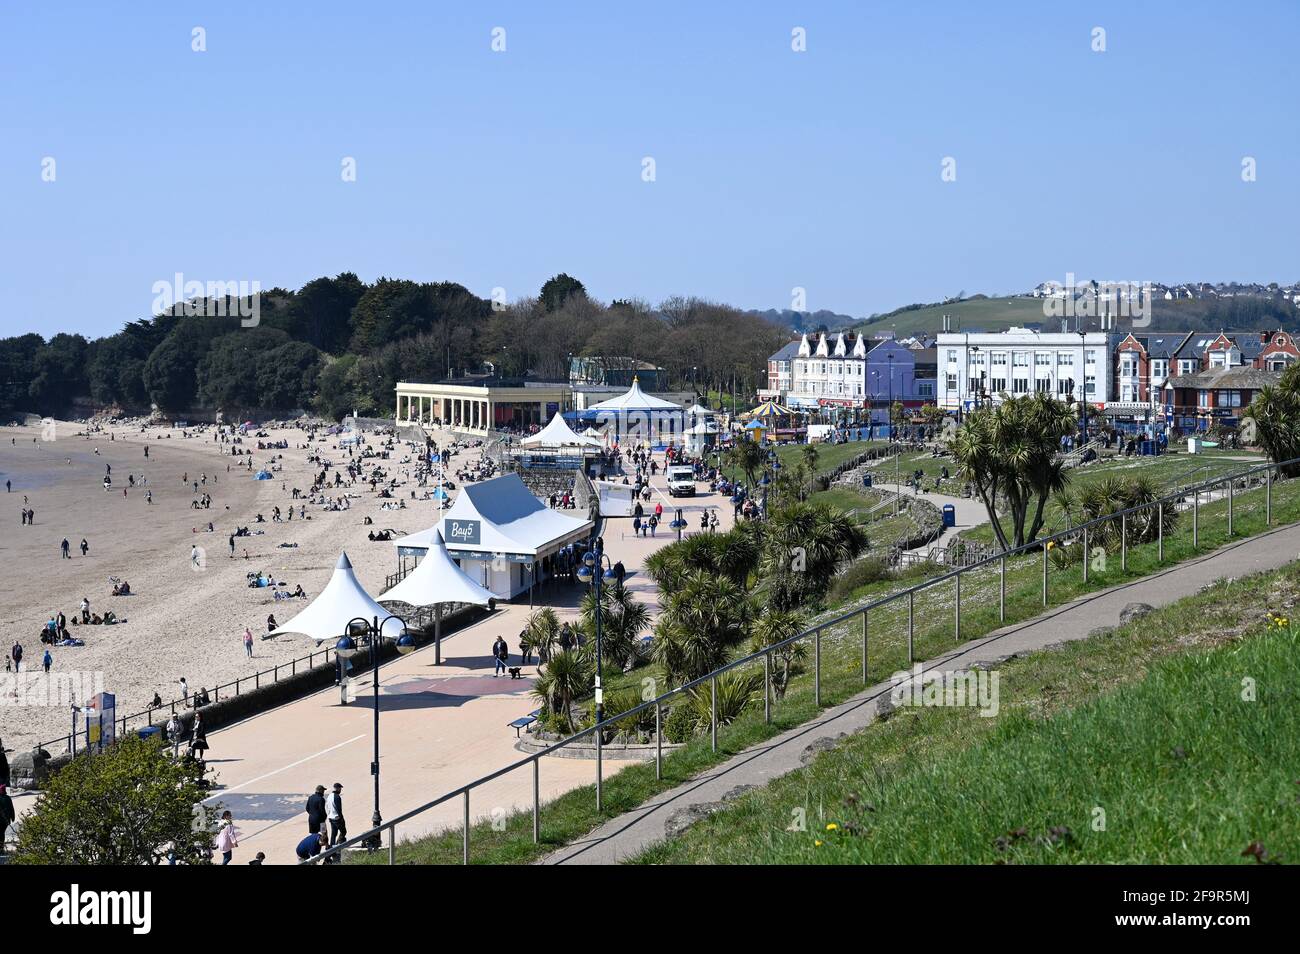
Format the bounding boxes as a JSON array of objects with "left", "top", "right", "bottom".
[{"left": 666, "top": 465, "right": 697, "bottom": 497}]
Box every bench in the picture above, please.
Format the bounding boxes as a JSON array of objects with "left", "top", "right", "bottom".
[{"left": 508, "top": 709, "right": 541, "bottom": 739}]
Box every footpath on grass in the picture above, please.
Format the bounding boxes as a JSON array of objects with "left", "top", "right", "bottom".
[{"left": 540, "top": 519, "right": 1300, "bottom": 865}]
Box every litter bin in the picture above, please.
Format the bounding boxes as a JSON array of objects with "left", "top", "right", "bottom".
[
  {"left": 862, "top": 474, "right": 873, "bottom": 488},
  {"left": 137, "top": 725, "right": 162, "bottom": 742},
  {"left": 942, "top": 503, "right": 956, "bottom": 528}
]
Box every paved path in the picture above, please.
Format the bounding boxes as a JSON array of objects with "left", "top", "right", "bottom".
[{"left": 540, "top": 519, "right": 1300, "bottom": 865}]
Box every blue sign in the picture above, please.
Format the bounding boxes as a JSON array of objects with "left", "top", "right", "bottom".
[
  {"left": 546, "top": 402, "right": 559, "bottom": 416},
  {"left": 446, "top": 519, "right": 481, "bottom": 546}
]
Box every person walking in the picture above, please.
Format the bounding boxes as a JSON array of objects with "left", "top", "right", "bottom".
[
  {"left": 188, "top": 713, "right": 209, "bottom": 765},
  {"left": 326, "top": 782, "right": 347, "bottom": 847},
  {"left": 243, "top": 627, "right": 254, "bottom": 658},
  {"left": 60, "top": 538, "right": 70, "bottom": 559},
  {"left": 42, "top": 648, "right": 52, "bottom": 673},
  {"left": 215, "top": 810, "right": 239, "bottom": 865},
  {"left": 165, "top": 713, "right": 181, "bottom": 756},
  {"left": 492, "top": 635, "right": 509, "bottom": 676},
  {"left": 0, "top": 784, "right": 14, "bottom": 855},
  {"left": 179, "top": 676, "right": 189, "bottom": 702},
  {"left": 80, "top": 596, "right": 90, "bottom": 623},
  {"left": 79, "top": 538, "right": 89, "bottom": 557},
  {"left": 305, "top": 785, "right": 327, "bottom": 836},
  {"left": 10, "top": 642, "right": 21, "bottom": 673}
]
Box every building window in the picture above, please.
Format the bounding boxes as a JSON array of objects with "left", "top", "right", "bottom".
[
  {"left": 991, "top": 377, "right": 1007, "bottom": 394},
  {"left": 1013, "top": 378, "right": 1029, "bottom": 394},
  {"left": 1036, "top": 353, "right": 1052, "bottom": 366},
  {"left": 1013, "top": 353, "right": 1029, "bottom": 367},
  {"left": 1217, "top": 390, "right": 1242, "bottom": 408},
  {"left": 1085, "top": 375, "right": 1096, "bottom": 396},
  {"left": 1151, "top": 359, "right": 1168, "bottom": 379},
  {"left": 946, "top": 373, "right": 957, "bottom": 391},
  {"left": 992, "top": 352, "right": 1008, "bottom": 367},
  {"left": 1035, "top": 379, "right": 1051, "bottom": 394},
  {"left": 947, "top": 350, "right": 957, "bottom": 363}
]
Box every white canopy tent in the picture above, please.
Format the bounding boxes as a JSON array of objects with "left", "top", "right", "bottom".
[
  {"left": 586, "top": 376, "right": 686, "bottom": 445},
  {"left": 379, "top": 529, "right": 495, "bottom": 607},
  {"left": 278, "top": 552, "right": 406, "bottom": 645},
  {"left": 520, "top": 412, "right": 601, "bottom": 449}
]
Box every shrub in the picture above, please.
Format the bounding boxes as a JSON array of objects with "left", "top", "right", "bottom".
[
  {"left": 663, "top": 703, "right": 698, "bottom": 744},
  {"left": 827, "top": 556, "right": 892, "bottom": 603}
]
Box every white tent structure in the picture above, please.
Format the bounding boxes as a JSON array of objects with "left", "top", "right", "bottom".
[
  {"left": 586, "top": 376, "right": 686, "bottom": 445},
  {"left": 395, "top": 473, "right": 592, "bottom": 599},
  {"left": 520, "top": 412, "right": 601, "bottom": 450},
  {"left": 379, "top": 530, "right": 495, "bottom": 608},
  {"left": 278, "top": 552, "right": 406, "bottom": 645}
]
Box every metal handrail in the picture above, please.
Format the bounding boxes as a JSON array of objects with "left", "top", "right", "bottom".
[
  {"left": 303, "top": 452, "right": 1294, "bottom": 865},
  {"left": 35, "top": 599, "right": 481, "bottom": 754}
]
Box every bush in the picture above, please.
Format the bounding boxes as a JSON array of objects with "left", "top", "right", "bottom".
[
  {"left": 827, "top": 556, "right": 892, "bottom": 603},
  {"left": 663, "top": 703, "right": 699, "bottom": 744}
]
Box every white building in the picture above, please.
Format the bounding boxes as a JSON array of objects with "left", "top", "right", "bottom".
[
  {"left": 936, "top": 328, "right": 1111, "bottom": 411},
  {"left": 786, "top": 331, "right": 869, "bottom": 409}
]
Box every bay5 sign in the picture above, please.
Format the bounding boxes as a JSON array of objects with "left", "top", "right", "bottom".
[{"left": 446, "top": 519, "right": 481, "bottom": 546}]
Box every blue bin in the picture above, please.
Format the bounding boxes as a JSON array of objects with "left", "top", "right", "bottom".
[
  {"left": 942, "top": 504, "right": 956, "bottom": 528},
  {"left": 137, "top": 725, "right": 162, "bottom": 741},
  {"left": 862, "top": 474, "right": 873, "bottom": 488}
]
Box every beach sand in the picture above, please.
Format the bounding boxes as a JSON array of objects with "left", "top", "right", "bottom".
[{"left": 0, "top": 418, "right": 469, "bottom": 751}]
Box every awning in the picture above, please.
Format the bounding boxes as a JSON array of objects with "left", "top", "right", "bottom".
[
  {"left": 278, "top": 552, "right": 406, "bottom": 645},
  {"left": 380, "top": 530, "right": 495, "bottom": 607},
  {"left": 520, "top": 412, "right": 601, "bottom": 449}
]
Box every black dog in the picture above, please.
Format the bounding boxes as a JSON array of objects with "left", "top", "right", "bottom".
[{"left": 507, "top": 667, "right": 522, "bottom": 680}]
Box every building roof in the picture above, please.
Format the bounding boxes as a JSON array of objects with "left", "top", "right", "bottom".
[
  {"left": 1165, "top": 366, "right": 1280, "bottom": 390},
  {"left": 588, "top": 377, "right": 683, "bottom": 412},
  {"left": 769, "top": 340, "right": 802, "bottom": 361},
  {"left": 397, "top": 473, "right": 592, "bottom": 558}
]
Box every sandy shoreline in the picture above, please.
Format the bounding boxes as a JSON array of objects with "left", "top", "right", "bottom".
[{"left": 0, "top": 418, "right": 477, "bottom": 751}]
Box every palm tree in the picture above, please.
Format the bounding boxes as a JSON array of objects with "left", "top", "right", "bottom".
[
  {"left": 531, "top": 649, "right": 593, "bottom": 733},
  {"left": 683, "top": 668, "right": 763, "bottom": 731},
  {"left": 1244, "top": 364, "right": 1300, "bottom": 476},
  {"left": 523, "top": 607, "right": 560, "bottom": 663},
  {"left": 761, "top": 501, "right": 868, "bottom": 609},
  {"left": 951, "top": 393, "right": 1076, "bottom": 550},
  {"left": 750, "top": 608, "right": 808, "bottom": 700},
  {"left": 652, "top": 570, "right": 754, "bottom": 686},
  {"left": 725, "top": 439, "right": 765, "bottom": 489},
  {"left": 579, "top": 581, "right": 651, "bottom": 671}
]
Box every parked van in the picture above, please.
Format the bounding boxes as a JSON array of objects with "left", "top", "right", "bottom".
[{"left": 666, "top": 465, "right": 696, "bottom": 497}]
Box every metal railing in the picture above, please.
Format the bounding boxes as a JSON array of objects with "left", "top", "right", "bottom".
[
  {"left": 303, "top": 453, "right": 1295, "bottom": 865},
  {"left": 37, "top": 600, "right": 481, "bottom": 754}
]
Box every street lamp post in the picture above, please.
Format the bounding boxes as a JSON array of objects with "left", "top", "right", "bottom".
[
  {"left": 335, "top": 614, "right": 415, "bottom": 850},
  {"left": 1077, "top": 330, "right": 1089, "bottom": 444},
  {"left": 576, "top": 545, "right": 618, "bottom": 728}
]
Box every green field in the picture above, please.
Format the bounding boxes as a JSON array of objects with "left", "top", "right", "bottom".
[{"left": 635, "top": 565, "right": 1300, "bottom": 864}]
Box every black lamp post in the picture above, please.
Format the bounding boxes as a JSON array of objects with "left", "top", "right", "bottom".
[
  {"left": 576, "top": 545, "right": 618, "bottom": 727},
  {"left": 335, "top": 614, "right": 415, "bottom": 850},
  {"left": 1077, "top": 330, "right": 1089, "bottom": 443}
]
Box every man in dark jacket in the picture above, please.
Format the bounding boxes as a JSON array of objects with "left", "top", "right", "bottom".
[
  {"left": 0, "top": 784, "right": 15, "bottom": 853},
  {"left": 306, "top": 784, "right": 327, "bottom": 835}
]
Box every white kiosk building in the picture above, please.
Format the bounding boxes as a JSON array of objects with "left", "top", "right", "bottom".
[
  {"left": 394, "top": 474, "right": 592, "bottom": 600},
  {"left": 586, "top": 377, "right": 687, "bottom": 446}
]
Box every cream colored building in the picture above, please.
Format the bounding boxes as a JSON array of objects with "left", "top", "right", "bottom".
[{"left": 394, "top": 379, "right": 572, "bottom": 434}]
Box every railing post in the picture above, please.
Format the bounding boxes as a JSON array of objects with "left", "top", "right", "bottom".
[
  {"left": 1042, "top": 543, "right": 1048, "bottom": 606},
  {"left": 763, "top": 653, "right": 772, "bottom": 723},
  {"left": 814, "top": 629, "right": 821, "bottom": 708},
  {"left": 1227, "top": 478, "right": 1234, "bottom": 536},
  {"left": 655, "top": 704, "right": 663, "bottom": 778},
  {"left": 1158, "top": 503, "right": 1164, "bottom": 561},
  {"left": 533, "top": 759, "right": 541, "bottom": 843},
  {"left": 861, "top": 609, "right": 868, "bottom": 685},
  {"left": 1266, "top": 468, "right": 1272, "bottom": 525},
  {"left": 595, "top": 726, "right": 603, "bottom": 812},
  {"left": 710, "top": 676, "right": 718, "bottom": 753},
  {"left": 907, "top": 591, "right": 915, "bottom": 664},
  {"left": 1193, "top": 489, "right": 1199, "bottom": 548},
  {"left": 462, "top": 790, "right": 470, "bottom": 865},
  {"left": 388, "top": 824, "right": 396, "bottom": 865},
  {"left": 1082, "top": 525, "right": 1089, "bottom": 584},
  {"left": 954, "top": 574, "right": 961, "bottom": 642},
  {"left": 1121, "top": 512, "right": 1127, "bottom": 571},
  {"left": 999, "top": 554, "right": 1006, "bottom": 622}
]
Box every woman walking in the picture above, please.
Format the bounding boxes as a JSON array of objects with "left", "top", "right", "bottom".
[{"left": 215, "top": 810, "right": 239, "bottom": 865}]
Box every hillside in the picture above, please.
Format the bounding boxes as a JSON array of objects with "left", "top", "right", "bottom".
[{"left": 856, "top": 295, "right": 1300, "bottom": 338}]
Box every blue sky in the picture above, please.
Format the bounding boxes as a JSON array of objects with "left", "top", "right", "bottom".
[{"left": 2, "top": 0, "right": 1297, "bottom": 338}]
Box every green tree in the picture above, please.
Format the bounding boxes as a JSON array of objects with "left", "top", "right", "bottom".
[
  {"left": 950, "top": 393, "right": 1076, "bottom": 550},
  {"left": 750, "top": 608, "right": 809, "bottom": 700},
  {"left": 652, "top": 570, "right": 753, "bottom": 686},
  {"left": 725, "top": 438, "right": 765, "bottom": 488},
  {"left": 578, "top": 581, "right": 651, "bottom": 672},
  {"left": 540, "top": 273, "right": 586, "bottom": 313},
  {"left": 12, "top": 736, "right": 216, "bottom": 865},
  {"left": 1244, "top": 362, "right": 1300, "bottom": 477},
  {"left": 761, "top": 501, "right": 868, "bottom": 610},
  {"left": 531, "top": 649, "right": 594, "bottom": 732}
]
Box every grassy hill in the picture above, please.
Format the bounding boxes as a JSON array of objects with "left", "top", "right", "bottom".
[{"left": 857, "top": 294, "right": 1300, "bottom": 338}]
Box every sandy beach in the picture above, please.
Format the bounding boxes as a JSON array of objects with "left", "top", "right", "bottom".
[{"left": 0, "top": 417, "right": 481, "bottom": 750}]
